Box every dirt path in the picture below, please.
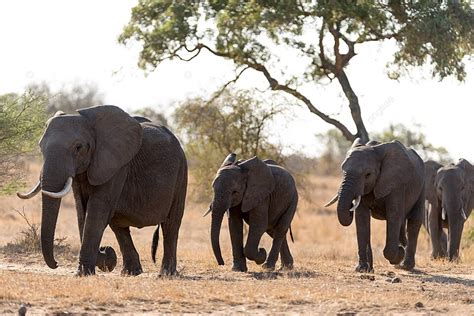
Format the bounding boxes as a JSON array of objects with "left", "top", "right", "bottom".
[{"left": 1, "top": 254, "right": 473, "bottom": 315}]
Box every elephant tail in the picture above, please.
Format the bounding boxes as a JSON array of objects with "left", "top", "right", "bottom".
[
  {"left": 151, "top": 224, "right": 160, "bottom": 263},
  {"left": 289, "top": 225, "right": 294, "bottom": 243}
]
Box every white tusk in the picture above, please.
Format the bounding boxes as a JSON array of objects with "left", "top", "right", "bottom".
[
  {"left": 42, "top": 177, "right": 73, "bottom": 199},
  {"left": 442, "top": 208, "right": 446, "bottom": 221},
  {"left": 349, "top": 196, "right": 361, "bottom": 213},
  {"left": 17, "top": 181, "right": 41, "bottom": 199},
  {"left": 202, "top": 207, "right": 212, "bottom": 217},
  {"left": 461, "top": 208, "right": 467, "bottom": 221},
  {"left": 324, "top": 194, "right": 339, "bottom": 207},
  {"left": 226, "top": 209, "right": 229, "bottom": 217}
]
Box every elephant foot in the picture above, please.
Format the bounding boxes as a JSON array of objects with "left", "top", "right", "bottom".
[
  {"left": 75, "top": 264, "right": 96, "bottom": 277},
  {"left": 384, "top": 246, "right": 405, "bottom": 265},
  {"left": 254, "top": 248, "right": 267, "bottom": 265},
  {"left": 96, "top": 246, "right": 117, "bottom": 272},
  {"left": 121, "top": 265, "right": 143, "bottom": 276},
  {"left": 160, "top": 268, "right": 178, "bottom": 277},
  {"left": 355, "top": 262, "right": 374, "bottom": 273},
  {"left": 399, "top": 258, "right": 415, "bottom": 271},
  {"left": 262, "top": 262, "right": 276, "bottom": 271},
  {"left": 232, "top": 260, "right": 248, "bottom": 272},
  {"left": 280, "top": 262, "right": 294, "bottom": 271},
  {"left": 244, "top": 247, "right": 267, "bottom": 265}
]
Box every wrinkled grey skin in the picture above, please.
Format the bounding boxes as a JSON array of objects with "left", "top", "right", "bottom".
[
  {"left": 209, "top": 154, "right": 298, "bottom": 272},
  {"left": 18, "top": 106, "right": 187, "bottom": 276},
  {"left": 424, "top": 159, "right": 473, "bottom": 260},
  {"left": 328, "top": 139, "right": 424, "bottom": 272}
]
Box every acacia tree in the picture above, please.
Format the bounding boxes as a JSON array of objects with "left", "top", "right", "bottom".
[{"left": 119, "top": 1, "right": 473, "bottom": 142}]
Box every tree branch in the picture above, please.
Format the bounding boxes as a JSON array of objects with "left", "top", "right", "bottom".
[{"left": 207, "top": 66, "right": 250, "bottom": 104}]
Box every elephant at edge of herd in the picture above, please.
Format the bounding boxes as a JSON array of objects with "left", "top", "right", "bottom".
[
  {"left": 424, "top": 159, "right": 473, "bottom": 261},
  {"left": 204, "top": 153, "right": 298, "bottom": 272},
  {"left": 325, "top": 139, "right": 425, "bottom": 272},
  {"left": 17, "top": 105, "right": 188, "bottom": 276}
]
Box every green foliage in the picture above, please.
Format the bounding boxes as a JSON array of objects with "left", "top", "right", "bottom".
[
  {"left": 133, "top": 107, "right": 168, "bottom": 126},
  {"left": 120, "top": 1, "right": 473, "bottom": 81},
  {"left": 0, "top": 90, "right": 47, "bottom": 189},
  {"left": 173, "top": 90, "right": 285, "bottom": 198}
]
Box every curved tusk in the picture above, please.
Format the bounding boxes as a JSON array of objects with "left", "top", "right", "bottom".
[
  {"left": 203, "top": 207, "right": 212, "bottom": 217},
  {"left": 461, "top": 208, "right": 467, "bottom": 221},
  {"left": 17, "top": 181, "right": 41, "bottom": 199},
  {"left": 349, "top": 196, "right": 361, "bottom": 213},
  {"left": 442, "top": 208, "right": 446, "bottom": 221},
  {"left": 324, "top": 194, "right": 339, "bottom": 207},
  {"left": 42, "top": 177, "right": 73, "bottom": 199}
]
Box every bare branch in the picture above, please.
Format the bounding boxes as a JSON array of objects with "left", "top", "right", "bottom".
[{"left": 207, "top": 66, "right": 250, "bottom": 104}]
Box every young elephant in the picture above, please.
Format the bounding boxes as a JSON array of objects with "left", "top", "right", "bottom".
[
  {"left": 325, "top": 139, "right": 425, "bottom": 272},
  {"left": 424, "top": 159, "right": 473, "bottom": 260},
  {"left": 205, "top": 154, "right": 298, "bottom": 272}
]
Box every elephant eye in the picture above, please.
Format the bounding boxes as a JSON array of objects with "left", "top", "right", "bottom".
[
  {"left": 365, "top": 172, "right": 371, "bottom": 178},
  {"left": 75, "top": 144, "right": 83, "bottom": 153}
]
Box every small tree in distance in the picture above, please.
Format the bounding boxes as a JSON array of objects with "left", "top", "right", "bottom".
[{"left": 173, "top": 89, "right": 285, "bottom": 198}]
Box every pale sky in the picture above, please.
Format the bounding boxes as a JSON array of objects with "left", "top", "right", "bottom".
[{"left": 0, "top": 0, "right": 473, "bottom": 160}]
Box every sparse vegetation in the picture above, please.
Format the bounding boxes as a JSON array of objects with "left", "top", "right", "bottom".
[{"left": 1, "top": 208, "right": 73, "bottom": 257}]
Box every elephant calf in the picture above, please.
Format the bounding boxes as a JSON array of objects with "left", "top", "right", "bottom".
[
  {"left": 424, "top": 159, "right": 473, "bottom": 260},
  {"left": 326, "top": 139, "right": 425, "bottom": 272},
  {"left": 206, "top": 154, "right": 298, "bottom": 272}
]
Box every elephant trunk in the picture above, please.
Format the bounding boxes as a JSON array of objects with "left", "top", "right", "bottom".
[
  {"left": 336, "top": 172, "right": 359, "bottom": 226},
  {"left": 40, "top": 160, "right": 72, "bottom": 269},
  {"left": 40, "top": 194, "right": 61, "bottom": 269},
  {"left": 210, "top": 203, "right": 225, "bottom": 265},
  {"left": 442, "top": 192, "right": 464, "bottom": 261}
]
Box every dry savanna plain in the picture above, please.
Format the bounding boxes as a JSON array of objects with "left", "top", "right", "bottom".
[{"left": 0, "top": 162, "right": 473, "bottom": 314}]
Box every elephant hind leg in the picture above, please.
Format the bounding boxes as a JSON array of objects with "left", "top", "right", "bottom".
[
  {"left": 110, "top": 225, "right": 142, "bottom": 276},
  {"left": 279, "top": 239, "right": 294, "bottom": 270},
  {"left": 160, "top": 176, "right": 186, "bottom": 276},
  {"left": 264, "top": 196, "right": 298, "bottom": 271}
]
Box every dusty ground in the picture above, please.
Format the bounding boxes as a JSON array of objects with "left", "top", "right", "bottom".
[{"left": 0, "top": 163, "right": 473, "bottom": 314}]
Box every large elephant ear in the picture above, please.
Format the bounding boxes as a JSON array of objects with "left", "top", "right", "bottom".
[
  {"left": 424, "top": 160, "right": 443, "bottom": 207},
  {"left": 78, "top": 105, "right": 143, "bottom": 186},
  {"left": 239, "top": 156, "right": 275, "bottom": 212},
  {"left": 373, "top": 141, "right": 415, "bottom": 199},
  {"left": 458, "top": 159, "right": 474, "bottom": 194}
]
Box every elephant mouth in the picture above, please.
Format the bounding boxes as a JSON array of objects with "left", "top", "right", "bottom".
[{"left": 349, "top": 196, "right": 361, "bottom": 213}]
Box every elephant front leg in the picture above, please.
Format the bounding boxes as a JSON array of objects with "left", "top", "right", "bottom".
[
  {"left": 428, "top": 204, "right": 446, "bottom": 258},
  {"left": 355, "top": 206, "right": 373, "bottom": 273},
  {"left": 110, "top": 225, "right": 142, "bottom": 276},
  {"left": 228, "top": 210, "right": 247, "bottom": 272},
  {"left": 400, "top": 197, "right": 423, "bottom": 270},
  {"left": 76, "top": 198, "right": 110, "bottom": 276},
  {"left": 244, "top": 207, "right": 268, "bottom": 265},
  {"left": 384, "top": 207, "right": 405, "bottom": 266}
]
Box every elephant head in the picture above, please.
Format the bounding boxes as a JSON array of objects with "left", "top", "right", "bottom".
[
  {"left": 206, "top": 154, "right": 274, "bottom": 265},
  {"left": 326, "top": 139, "right": 415, "bottom": 226},
  {"left": 17, "top": 105, "right": 142, "bottom": 269},
  {"left": 434, "top": 159, "right": 474, "bottom": 259}
]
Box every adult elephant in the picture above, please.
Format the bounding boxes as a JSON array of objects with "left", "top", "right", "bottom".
[
  {"left": 17, "top": 105, "right": 187, "bottom": 276},
  {"left": 205, "top": 154, "right": 298, "bottom": 272},
  {"left": 325, "top": 139, "right": 424, "bottom": 272},
  {"left": 424, "top": 159, "right": 473, "bottom": 260}
]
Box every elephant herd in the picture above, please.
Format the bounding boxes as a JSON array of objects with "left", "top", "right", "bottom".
[{"left": 16, "top": 105, "right": 472, "bottom": 276}]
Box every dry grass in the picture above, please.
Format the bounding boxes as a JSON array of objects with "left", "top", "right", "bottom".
[{"left": 0, "top": 162, "right": 473, "bottom": 314}]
